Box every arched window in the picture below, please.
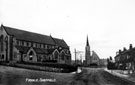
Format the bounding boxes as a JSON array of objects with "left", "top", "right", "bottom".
[
  {"left": 54, "top": 50, "right": 59, "bottom": 60},
  {"left": 29, "top": 51, "right": 34, "bottom": 60},
  {"left": 2, "top": 55, "right": 4, "bottom": 59},
  {"left": 61, "top": 52, "right": 65, "bottom": 60},
  {"left": 0, "top": 35, "right": 4, "bottom": 51}
]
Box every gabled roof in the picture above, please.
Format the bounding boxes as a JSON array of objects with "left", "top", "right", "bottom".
[
  {"left": 92, "top": 51, "right": 100, "bottom": 59},
  {"left": 2, "top": 25, "right": 70, "bottom": 49},
  {"left": 3, "top": 25, "right": 55, "bottom": 45},
  {"left": 52, "top": 38, "right": 69, "bottom": 48}
]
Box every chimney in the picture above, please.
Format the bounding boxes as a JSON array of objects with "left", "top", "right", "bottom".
[
  {"left": 119, "top": 50, "right": 121, "bottom": 54},
  {"left": 123, "top": 47, "right": 127, "bottom": 51},
  {"left": 129, "top": 44, "right": 133, "bottom": 50}
]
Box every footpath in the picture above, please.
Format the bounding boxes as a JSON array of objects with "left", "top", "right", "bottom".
[{"left": 104, "top": 68, "right": 135, "bottom": 83}]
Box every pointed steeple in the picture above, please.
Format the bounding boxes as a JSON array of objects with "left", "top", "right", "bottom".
[{"left": 86, "top": 35, "right": 89, "bottom": 46}]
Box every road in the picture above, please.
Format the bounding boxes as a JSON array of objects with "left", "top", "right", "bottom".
[
  {"left": 68, "top": 68, "right": 135, "bottom": 85},
  {"left": 0, "top": 66, "right": 135, "bottom": 85}
]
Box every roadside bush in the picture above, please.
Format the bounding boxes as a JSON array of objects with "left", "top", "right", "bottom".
[{"left": 17, "top": 61, "right": 77, "bottom": 73}]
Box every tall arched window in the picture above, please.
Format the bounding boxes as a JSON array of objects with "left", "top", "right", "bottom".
[
  {"left": 2, "top": 55, "right": 4, "bottom": 59},
  {"left": 54, "top": 51, "right": 59, "bottom": 60},
  {"left": 61, "top": 52, "right": 65, "bottom": 60},
  {"left": 29, "top": 51, "right": 34, "bottom": 60},
  {"left": 0, "top": 35, "right": 4, "bottom": 52}
]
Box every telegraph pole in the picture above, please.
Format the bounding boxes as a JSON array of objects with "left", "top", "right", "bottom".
[
  {"left": 74, "top": 48, "right": 77, "bottom": 66},
  {"left": 80, "top": 54, "right": 82, "bottom": 70}
]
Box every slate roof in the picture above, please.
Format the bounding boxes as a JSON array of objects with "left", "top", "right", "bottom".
[
  {"left": 53, "top": 38, "right": 69, "bottom": 48},
  {"left": 15, "top": 46, "right": 48, "bottom": 54},
  {"left": 33, "top": 48, "right": 48, "bottom": 54},
  {"left": 48, "top": 49, "right": 56, "bottom": 54},
  {"left": 2, "top": 25, "right": 69, "bottom": 48},
  {"left": 15, "top": 46, "right": 30, "bottom": 53},
  {"left": 3, "top": 25, "right": 55, "bottom": 45}
]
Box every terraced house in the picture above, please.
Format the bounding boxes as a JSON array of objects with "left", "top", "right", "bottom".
[
  {"left": 0, "top": 24, "right": 71, "bottom": 64},
  {"left": 115, "top": 44, "right": 135, "bottom": 72}
]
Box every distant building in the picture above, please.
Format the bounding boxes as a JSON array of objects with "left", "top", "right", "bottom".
[
  {"left": 91, "top": 51, "right": 100, "bottom": 65},
  {"left": 114, "top": 44, "right": 135, "bottom": 71},
  {"left": 99, "top": 59, "right": 107, "bottom": 67},
  {"left": 73, "top": 60, "right": 82, "bottom": 65},
  {"left": 85, "top": 36, "right": 100, "bottom": 66},
  {"left": 0, "top": 25, "right": 71, "bottom": 64},
  {"left": 85, "top": 36, "right": 92, "bottom": 66}
]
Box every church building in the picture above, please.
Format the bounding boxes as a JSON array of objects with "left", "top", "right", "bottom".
[
  {"left": 0, "top": 25, "right": 71, "bottom": 64},
  {"left": 91, "top": 51, "right": 100, "bottom": 66},
  {"left": 85, "top": 36, "right": 92, "bottom": 66},
  {"left": 85, "top": 36, "right": 100, "bottom": 66}
]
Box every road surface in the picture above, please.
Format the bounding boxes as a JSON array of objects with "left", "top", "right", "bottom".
[
  {"left": 68, "top": 68, "right": 135, "bottom": 85},
  {"left": 0, "top": 65, "right": 135, "bottom": 85}
]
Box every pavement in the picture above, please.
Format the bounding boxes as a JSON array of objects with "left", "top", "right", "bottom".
[
  {"left": 104, "top": 68, "right": 135, "bottom": 83},
  {"left": 71, "top": 67, "right": 82, "bottom": 74}
]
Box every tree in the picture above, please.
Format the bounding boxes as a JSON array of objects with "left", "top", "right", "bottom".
[
  {"left": 107, "top": 57, "right": 116, "bottom": 70},
  {"left": 110, "top": 56, "right": 113, "bottom": 61}
]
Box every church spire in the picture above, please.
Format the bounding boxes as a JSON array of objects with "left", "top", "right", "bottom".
[{"left": 86, "top": 35, "right": 89, "bottom": 46}]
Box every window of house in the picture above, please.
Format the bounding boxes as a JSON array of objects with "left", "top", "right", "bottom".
[
  {"left": 14, "top": 52, "right": 17, "bottom": 59},
  {"left": 66, "top": 50, "right": 68, "bottom": 54},
  {"left": 19, "top": 41, "right": 21, "bottom": 45},
  {"left": 41, "top": 44, "right": 44, "bottom": 48},
  {"left": 54, "top": 51, "right": 59, "bottom": 60},
  {"left": 45, "top": 45, "right": 48, "bottom": 49},
  {"left": 0, "top": 35, "right": 4, "bottom": 51},
  {"left": 29, "top": 42, "right": 31, "bottom": 47},
  {"left": 31, "top": 43, "right": 33, "bottom": 47},
  {"left": 36, "top": 43, "right": 38, "bottom": 48},
  {"left": 2, "top": 55, "right": 4, "bottom": 59},
  {"left": 22, "top": 41, "right": 24, "bottom": 46},
  {"left": 24, "top": 41, "right": 27, "bottom": 46},
  {"left": 29, "top": 56, "right": 32, "bottom": 60},
  {"left": 16, "top": 40, "right": 19, "bottom": 45},
  {"left": 55, "top": 46, "right": 58, "bottom": 49},
  {"left": 34, "top": 43, "right": 36, "bottom": 47},
  {"left": 48, "top": 45, "right": 52, "bottom": 49},
  {"left": 43, "top": 44, "right": 45, "bottom": 49},
  {"left": 24, "top": 54, "right": 27, "bottom": 57},
  {"left": 66, "top": 56, "right": 69, "bottom": 60},
  {"left": 37, "top": 44, "right": 40, "bottom": 48},
  {"left": 33, "top": 43, "right": 36, "bottom": 47},
  {"left": 37, "top": 55, "right": 42, "bottom": 62},
  {"left": 40, "top": 44, "right": 43, "bottom": 48},
  {"left": 52, "top": 46, "right": 54, "bottom": 49},
  {"left": 24, "top": 42, "right": 25, "bottom": 46},
  {"left": 61, "top": 52, "right": 65, "bottom": 60},
  {"left": 29, "top": 51, "right": 34, "bottom": 60},
  {"left": 47, "top": 45, "right": 49, "bottom": 49},
  {"left": 26, "top": 42, "right": 29, "bottom": 46},
  {"left": 59, "top": 47, "right": 62, "bottom": 50},
  {"left": 39, "top": 44, "right": 41, "bottom": 48}
]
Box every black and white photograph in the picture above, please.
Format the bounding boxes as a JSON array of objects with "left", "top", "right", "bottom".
[{"left": 0, "top": 0, "right": 135, "bottom": 85}]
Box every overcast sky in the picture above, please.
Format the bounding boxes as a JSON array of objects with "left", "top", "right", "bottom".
[{"left": 1, "top": 0, "right": 135, "bottom": 60}]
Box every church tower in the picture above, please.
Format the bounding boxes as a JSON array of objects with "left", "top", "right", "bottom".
[{"left": 85, "top": 35, "right": 91, "bottom": 66}]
